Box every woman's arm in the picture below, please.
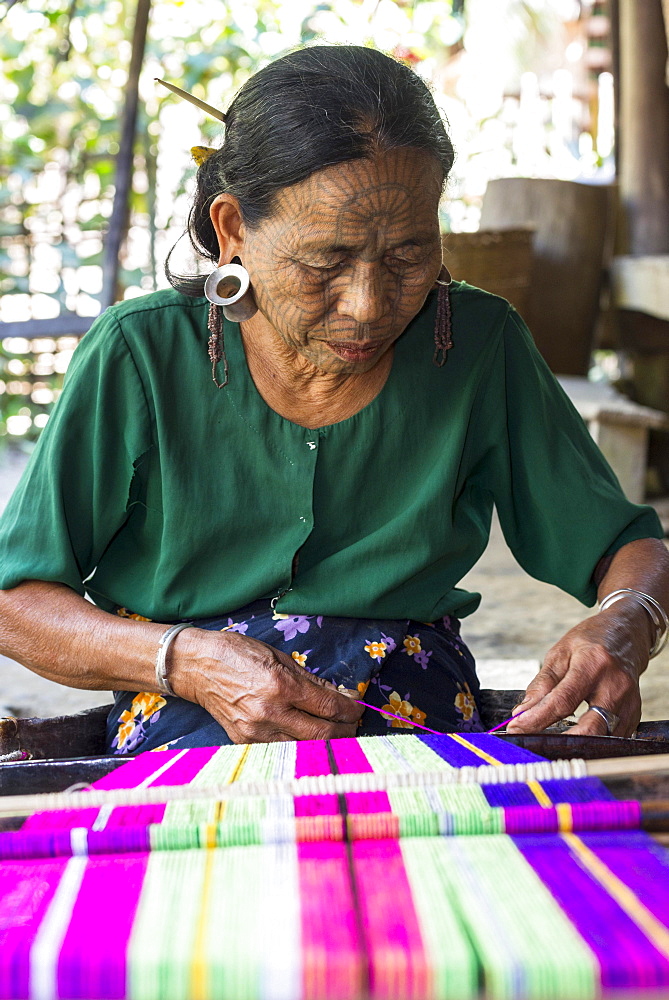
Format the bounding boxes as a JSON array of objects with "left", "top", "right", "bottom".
[
  {"left": 0, "top": 580, "right": 362, "bottom": 742},
  {"left": 506, "top": 537, "right": 669, "bottom": 736}
]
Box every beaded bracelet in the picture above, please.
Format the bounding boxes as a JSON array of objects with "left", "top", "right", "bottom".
[
  {"left": 155, "top": 623, "right": 193, "bottom": 697},
  {"left": 599, "top": 588, "right": 669, "bottom": 659}
]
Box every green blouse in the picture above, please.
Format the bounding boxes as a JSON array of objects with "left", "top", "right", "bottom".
[{"left": 0, "top": 283, "right": 661, "bottom": 622}]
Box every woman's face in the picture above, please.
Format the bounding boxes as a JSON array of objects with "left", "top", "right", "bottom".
[{"left": 238, "top": 147, "right": 444, "bottom": 374}]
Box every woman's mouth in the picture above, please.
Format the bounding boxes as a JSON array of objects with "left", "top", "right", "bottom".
[{"left": 324, "top": 339, "right": 387, "bottom": 362}]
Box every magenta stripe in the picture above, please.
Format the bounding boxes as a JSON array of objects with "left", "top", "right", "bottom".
[
  {"left": 0, "top": 858, "right": 66, "bottom": 999},
  {"left": 294, "top": 740, "right": 331, "bottom": 777},
  {"left": 516, "top": 834, "right": 669, "bottom": 989},
  {"left": 105, "top": 747, "right": 219, "bottom": 827},
  {"left": 329, "top": 737, "right": 373, "bottom": 774},
  {"left": 330, "top": 739, "right": 392, "bottom": 814},
  {"left": 56, "top": 853, "right": 149, "bottom": 999},
  {"left": 298, "top": 841, "right": 364, "bottom": 1000},
  {"left": 352, "top": 838, "right": 429, "bottom": 1000},
  {"left": 22, "top": 750, "right": 184, "bottom": 831},
  {"left": 294, "top": 741, "right": 338, "bottom": 817}
]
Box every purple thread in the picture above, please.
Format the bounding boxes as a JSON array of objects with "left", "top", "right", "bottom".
[{"left": 487, "top": 710, "right": 526, "bottom": 734}]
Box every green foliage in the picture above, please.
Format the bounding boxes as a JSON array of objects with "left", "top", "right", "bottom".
[{"left": 0, "top": 0, "right": 457, "bottom": 441}]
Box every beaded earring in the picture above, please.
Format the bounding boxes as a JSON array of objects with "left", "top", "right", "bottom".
[
  {"left": 433, "top": 266, "right": 453, "bottom": 367},
  {"left": 204, "top": 261, "right": 260, "bottom": 388},
  {"left": 206, "top": 302, "right": 228, "bottom": 389}
]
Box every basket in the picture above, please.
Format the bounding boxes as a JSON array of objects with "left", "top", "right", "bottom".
[{"left": 442, "top": 227, "right": 535, "bottom": 317}]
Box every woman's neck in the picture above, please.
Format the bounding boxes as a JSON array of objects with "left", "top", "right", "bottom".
[{"left": 239, "top": 320, "right": 394, "bottom": 428}]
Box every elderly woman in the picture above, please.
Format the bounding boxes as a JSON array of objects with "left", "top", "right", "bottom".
[{"left": 0, "top": 46, "right": 667, "bottom": 754}]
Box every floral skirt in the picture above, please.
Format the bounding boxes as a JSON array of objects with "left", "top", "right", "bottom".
[{"left": 106, "top": 601, "right": 482, "bottom": 754}]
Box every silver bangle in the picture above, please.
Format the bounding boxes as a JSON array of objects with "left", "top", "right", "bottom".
[
  {"left": 599, "top": 588, "right": 669, "bottom": 659},
  {"left": 155, "top": 623, "right": 193, "bottom": 697}
]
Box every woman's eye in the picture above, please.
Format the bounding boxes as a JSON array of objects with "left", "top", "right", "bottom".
[
  {"left": 296, "top": 259, "right": 344, "bottom": 273},
  {"left": 387, "top": 247, "right": 426, "bottom": 265}
]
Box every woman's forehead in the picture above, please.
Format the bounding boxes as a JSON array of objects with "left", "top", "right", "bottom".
[{"left": 268, "top": 148, "right": 442, "bottom": 244}]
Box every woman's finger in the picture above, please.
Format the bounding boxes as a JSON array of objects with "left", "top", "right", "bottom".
[
  {"left": 506, "top": 659, "right": 573, "bottom": 731},
  {"left": 229, "top": 704, "right": 360, "bottom": 743},
  {"left": 567, "top": 685, "right": 640, "bottom": 738},
  {"left": 566, "top": 706, "right": 613, "bottom": 737},
  {"left": 288, "top": 670, "right": 365, "bottom": 724},
  {"left": 266, "top": 649, "right": 365, "bottom": 724},
  {"left": 506, "top": 650, "right": 603, "bottom": 733}
]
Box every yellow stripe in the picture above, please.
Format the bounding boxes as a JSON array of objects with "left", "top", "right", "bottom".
[
  {"left": 556, "top": 802, "right": 573, "bottom": 832},
  {"left": 217, "top": 744, "right": 251, "bottom": 822},
  {"left": 190, "top": 849, "right": 216, "bottom": 1000},
  {"left": 563, "top": 833, "right": 669, "bottom": 959},
  {"left": 527, "top": 779, "right": 553, "bottom": 807},
  {"left": 229, "top": 744, "right": 250, "bottom": 783},
  {"left": 447, "top": 733, "right": 503, "bottom": 766},
  {"left": 203, "top": 823, "right": 218, "bottom": 849}
]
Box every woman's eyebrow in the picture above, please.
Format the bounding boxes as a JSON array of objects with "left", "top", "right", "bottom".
[{"left": 294, "top": 234, "right": 437, "bottom": 253}]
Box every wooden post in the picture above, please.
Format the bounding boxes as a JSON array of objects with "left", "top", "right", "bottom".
[
  {"left": 618, "top": 0, "right": 669, "bottom": 255},
  {"left": 100, "top": 0, "right": 152, "bottom": 310}
]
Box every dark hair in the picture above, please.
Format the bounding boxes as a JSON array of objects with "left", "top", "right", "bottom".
[{"left": 167, "top": 44, "right": 455, "bottom": 295}]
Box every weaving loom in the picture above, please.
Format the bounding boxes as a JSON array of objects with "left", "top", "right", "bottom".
[{"left": 2, "top": 732, "right": 669, "bottom": 1000}]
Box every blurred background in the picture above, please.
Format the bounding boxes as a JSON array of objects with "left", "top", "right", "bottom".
[
  {"left": 0, "top": 0, "right": 628, "bottom": 439},
  {"left": 1, "top": 0, "right": 668, "bottom": 721}
]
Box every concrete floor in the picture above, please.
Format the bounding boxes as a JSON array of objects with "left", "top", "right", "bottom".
[{"left": 1, "top": 448, "right": 668, "bottom": 721}]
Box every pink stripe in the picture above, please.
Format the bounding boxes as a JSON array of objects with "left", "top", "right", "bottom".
[
  {"left": 345, "top": 791, "right": 391, "bottom": 815},
  {"left": 56, "top": 853, "right": 149, "bottom": 999},
  {"left": 105, "top": 747, "right": 219, "bottom": 827},
  {"left": 330, "top": 739, "right": 392, "bottom": 814},
  {"left": 330, "top": 738, "right": 373, "bottom": 774},
  {"left": 96, "top": 749, "right": 191, "bottom": 788},
  {"left": 352, "top": 838, "right": 430, "bottom": 1000},
  {"left": 294, "top": 741, "right": 338, "bottom": 817},
  {"left": 294, "top": 740, "right": 331, "bottom": 777},
  {"left": 0, "top": 858, "right": 66, "bottom": 999},
  {"left": 22, "top": 752, "right": 181, "bottom": 831},
  {"left": 24, "top": 747, "right": 220, "bottom": 832},
  {"left": 298, "top": 841, "right": 364, "bottom": 1000}
]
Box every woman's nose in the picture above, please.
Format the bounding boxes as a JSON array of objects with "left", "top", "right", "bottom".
[{"left": 336, "top": 262, "right": 387, "bottom": 324}]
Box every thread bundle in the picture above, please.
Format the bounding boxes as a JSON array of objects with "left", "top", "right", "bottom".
[{"left": 1, "top": 732, "right": 669, "bottom": 1000}]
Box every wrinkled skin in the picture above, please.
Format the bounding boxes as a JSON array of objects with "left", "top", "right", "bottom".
[
  {"left": 0, "top": 150, "right": 667, "bottom": 743},
  {"left": 209, "top": 147, "right": 444, "bottom": 427}
]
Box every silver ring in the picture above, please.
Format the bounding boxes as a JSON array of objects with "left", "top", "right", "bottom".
[{"left": 588, "top": 705, "right": 620, "bottom": 736}]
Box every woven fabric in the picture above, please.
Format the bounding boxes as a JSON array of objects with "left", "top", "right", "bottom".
[{"left": 2, "top": 733, "right": 669, "bottom": 999}]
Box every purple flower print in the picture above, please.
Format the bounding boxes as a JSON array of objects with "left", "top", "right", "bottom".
[
  {"left": 222, "top": 618, "right": 249, "bottom": 633},
  {"left": 274, "top": 615, "right": 312, "bottom": 641},
  {"left": 414, "top": 649, "right": 433, "bottom": 670},
  {"left": 112, "top": 721, "right": 146, "bottom": 755},
  {"left": 380, "top": 632, "right": 397, "bottom": 654}
]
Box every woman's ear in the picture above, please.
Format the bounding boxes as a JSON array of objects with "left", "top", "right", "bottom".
[{"left": 210, "top": 194, "right": 246, "bottom": 265}]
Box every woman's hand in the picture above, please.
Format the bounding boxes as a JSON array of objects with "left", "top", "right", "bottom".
[
  {"left": 506, "top": 607, "right": 651, "bottom": 737},
  {"left": 171, "top": 627, "right": 364, "bottom": 743},
  {"left": 507, "top": 538, "right": 669, "bottom": 738}
]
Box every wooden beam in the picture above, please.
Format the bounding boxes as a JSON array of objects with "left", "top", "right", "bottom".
[
  {"left": 0, "top": 316, "right": 94, "bottom": 339},
  {"left": 100, "top": 0, "right": 152, "bottom": 310},
  {"left": 618, "top": 0, "right": 669, "bottom": 255}
]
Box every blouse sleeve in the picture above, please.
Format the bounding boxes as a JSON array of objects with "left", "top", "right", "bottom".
[
  {"left": 0, "top": 308, "right": 153, "bottom": 595},
  {"left": 485, "top": 307, "right": 664, "bottom": 606}
]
